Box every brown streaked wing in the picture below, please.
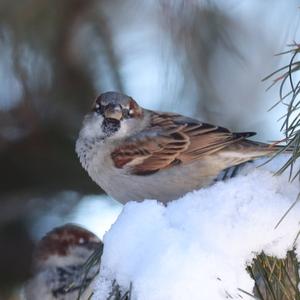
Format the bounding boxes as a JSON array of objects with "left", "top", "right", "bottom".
[
  {"left": 111, "top": 125, "right": 190, "bottom": 175},
  {"left": 111, "top": 112, "right": 256, "bottom": 175}
]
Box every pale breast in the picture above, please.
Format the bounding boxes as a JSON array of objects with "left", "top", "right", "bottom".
[{"left": 87, "top": 146, "right": 221, "bottom": 203}]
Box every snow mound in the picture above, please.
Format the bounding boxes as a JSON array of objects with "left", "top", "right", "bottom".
[{"left": 93, "top": 157, "right": 300, "bottom": 300}]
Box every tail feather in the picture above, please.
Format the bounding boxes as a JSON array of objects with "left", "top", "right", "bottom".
[
  {"left": 239, "top": 139, "right": 290, "bottom": 154},
  {"left": 217, "top": 139, "right": 291, "bottom": 171},
  {"left": 215, "top": 137, "right": 292, "bottom": 182}
]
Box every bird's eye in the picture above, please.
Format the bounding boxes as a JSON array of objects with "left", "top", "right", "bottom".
[
  {"left": 129, "top": 99, "right": 138, "bottom": 111},
  {"left": 128, "top": 98, "right": 142, "bottom": 118},
  {"left": 93, "top": 103, "right": 103, "bottom": 114}
]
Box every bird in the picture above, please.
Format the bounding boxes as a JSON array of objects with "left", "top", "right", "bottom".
[
  {"left": 23, "top": 224, "right": 102, "bottom": 300},
  {"left": 76, "top": 91, "right": 282, "bottom": 204}
]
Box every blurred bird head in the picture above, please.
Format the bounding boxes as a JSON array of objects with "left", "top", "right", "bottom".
[
  {"left": 33, "top": 223, "right": 101, "bottom": 271},
  {"left": 23, "top": 224, "right": 102, "bottom": 300}
]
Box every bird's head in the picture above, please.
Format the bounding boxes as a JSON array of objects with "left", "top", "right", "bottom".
[
  {"left": 80, "top": 92, "right": 144, "bottom": 142},
  {"left": 33, "top": 224, "right": 101, "bottom": 271}
]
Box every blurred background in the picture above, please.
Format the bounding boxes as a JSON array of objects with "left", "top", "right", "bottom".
[{"left": 0, "top": 0, "right": 299, "bottom": 298}]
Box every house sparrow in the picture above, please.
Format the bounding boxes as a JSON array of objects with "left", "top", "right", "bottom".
[
  {"left": 23, "top": 224, "right": 102, "bottom": 300},
  {"left": 76, "top": 91, "right": 280, "bottom": 203}
]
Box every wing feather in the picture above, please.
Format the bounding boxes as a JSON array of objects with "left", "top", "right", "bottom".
[{"left": 111, "top": 112, "right": 256, "bottom": 175}]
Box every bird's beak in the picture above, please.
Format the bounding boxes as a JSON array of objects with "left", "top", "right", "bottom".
[{"left": 103, "top": 105, "right": 123, "bottom": 121}]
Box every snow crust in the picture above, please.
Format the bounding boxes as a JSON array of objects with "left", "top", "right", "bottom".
[{"left": 93, "top": 157, "right": 300, "bottom": 300}]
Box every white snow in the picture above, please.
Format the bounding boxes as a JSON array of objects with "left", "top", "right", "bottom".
[{"left": 93, "top": 156, "right": 300, "bottom": 300}]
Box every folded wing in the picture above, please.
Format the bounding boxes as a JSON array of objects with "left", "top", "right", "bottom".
[{"left": 111, "top": 112, "right": 256, "bottom": 175}]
